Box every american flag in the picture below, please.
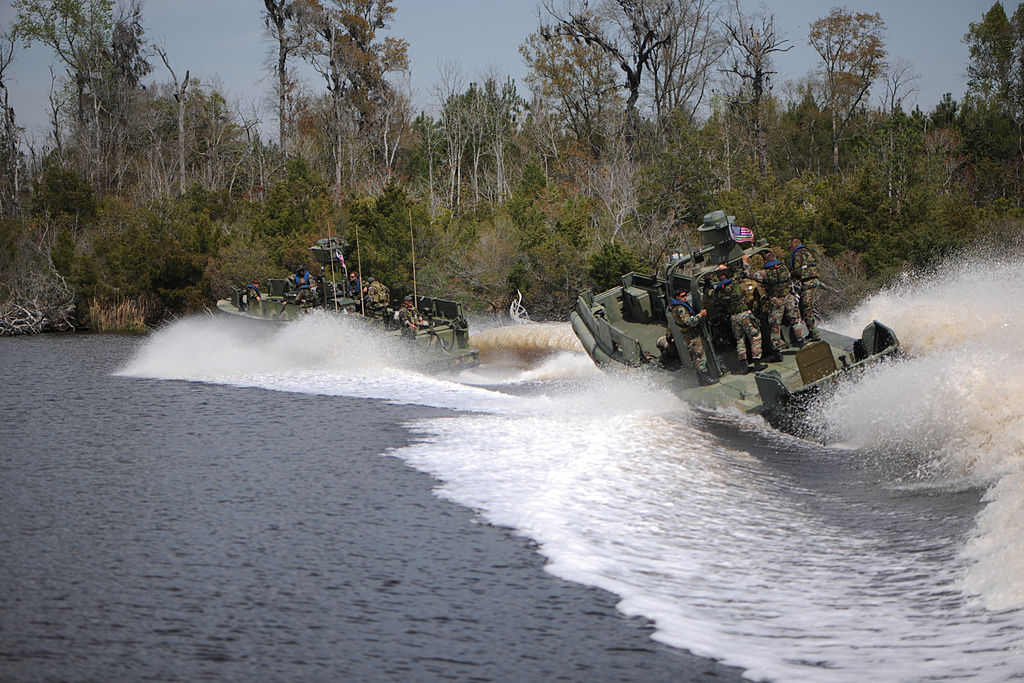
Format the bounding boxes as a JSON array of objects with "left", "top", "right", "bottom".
[{"left": 729, "top": 223, "right": 754, "bottom": 243}]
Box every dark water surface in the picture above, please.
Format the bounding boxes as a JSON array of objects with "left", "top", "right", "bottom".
[{"left": 0, "top": 334, "right": 742, "bottom": 681}]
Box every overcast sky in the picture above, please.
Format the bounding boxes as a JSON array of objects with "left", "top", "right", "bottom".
[{"left": 0, "top": 0, "right": 993, "bottom": 144}]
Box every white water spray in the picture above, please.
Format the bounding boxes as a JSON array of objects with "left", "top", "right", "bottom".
[
  {"left": 117, "top": 283, "right": 1024, "bottom": 679},
  {"left": 820, "top": 254, "right": 1024, "bottom": 610},
  {"left": 469, "top": 321, "right": 583, "bottom": 365}
]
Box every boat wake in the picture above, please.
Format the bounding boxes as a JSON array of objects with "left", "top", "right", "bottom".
[
  {"left": 468, "top": 320, "right": 583, "bottom": 365},
  {"left": 118, "top": 313, "right": 599, "bottom": 411},
  {"left": 118, "top": 262, "right": 1024, "bottom": 680},
  {"left": 815, "top": 253, "right": 1024, "bottom": 612}
]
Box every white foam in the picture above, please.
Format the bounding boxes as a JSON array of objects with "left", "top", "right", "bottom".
[
  {"left": 819, "top": 254, "right": 1024, "bottom": 611},
  {"left": 117, "top": 313, "right": 522, "bottom": 413},
  {"left": 118, "top": 288, "right": 1024, "bottom": 679},
  {"left": 395, "top": 401, "right": 1022, "bottom": 681}
]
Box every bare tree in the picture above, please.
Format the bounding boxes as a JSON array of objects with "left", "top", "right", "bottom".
[
  {"left": 520, "top": 26, "right": 620, "bottom": 157},
  {"left": 436, "top": 61, "right": 467, "bottom": 206},
  {"left": 12, "top": 0, "right": 112, "bottom": 141},
  {"left": 647, "top": 0, "right": 727, "bottom": 124},
  {"left": 586, "top": 136, "right": 637, "bottom": 243},
  {"left": 302, "top": 0, "right": 408, "bottom": 188},
  {"left": 263, "top": 0, "right": 310, "bottom": 154},
  {"left": 809, "top": 8, "right": 887, "bottom": 173},
  {"left": 46, "top": 66, "right": 65, "bottom": 158},
  {"left": 156, "top": 44, "right": 189, "bottom": 194},
  {"left": 541, "top": 0, "right": 675, "bottom": 149},
  {"left": 880, "top": 59, "right": 921, "bottom": 114},
  {"left": 106, "top": 0, "right": 150, "bottom": 193},
  {"left": 482, "top": 74, "right": 522, "bottom": 201},
  {"left": 233, "top": 100, "right": 269, "bottom": 199},
  {"left": 0, "top": 221, "right": 75, "bottom": 335},
  {"left": 877, "top": 60, "right": 921, "bottom": 207},
  {"left": 518, "top": 91, "right": 562, "bottom": 178},
  {"left": 0, "top": 30, "right": 21, "bottom": 216},
  {"left": 721, "top": 1, "right": 791, "bottom": 176},
  {"left": 378, "top": 73, "right": 412, "bottom": 181}
]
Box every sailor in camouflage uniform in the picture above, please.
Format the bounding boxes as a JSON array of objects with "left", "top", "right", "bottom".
[
  {"left": 397, "top": 295, "right": 425, "bottom": 333},
  {"left": 789, "top": 238, "right": 821, "bottom": 341},
  {"left": 743, "top": 250, "right": 806, "bottom": 361},
  {"left": 712, "top": 265, "right": 765, "bottom": 374},
  {"left": 363, "top": 277, "right": 389, "bottom": 317},
  {"left": 669, "top": 290, "right": 716, "bottom": 385}
]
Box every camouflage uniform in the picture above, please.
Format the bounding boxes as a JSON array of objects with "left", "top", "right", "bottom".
[
  {"left": 398, "top": 305, "right": 424, "bottom": 330},
  {"left": 364, "top": 279, "right": 389, "bottom": 315},
  {"left": 747, "top": 258, "right": 806, "bottom": 351},
  {"left": 243, "top": 283, "right": 261, "bottom": 311},
  {"left": 670, "top": 301, "right": 708, "bottom": 374},
  {"left": 789, "top": 244, "right": 820, "bottom": 340},
  {"left": 713, "top": 277, "right": 762, "bottom": 365}
]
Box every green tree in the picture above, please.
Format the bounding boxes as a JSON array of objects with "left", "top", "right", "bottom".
[
  {"left": 30, "top": 161, "right": 97, "bottom": 225},
  {"left": 964, "top": 2, "right": 1019, "bottom": 104},
  {"left": 587, "top": 241, "right": 642, "bottom": 291},
  {"left": 809, "top": 8, "right": 887, "bottom": 173},
  {"left": 505, "top": 160, "right": 590, "bottom": 317},
  {"left": 302, "top": 0, "right": 409, "bottom": 186},
  {"left": 13, "top": 0, "right": 150, "bottom": 192},
  {"left": 343, "top": 181, "right": 429, "bottom": 296},
  {"left": 722, "top": 6, "right": 791, "bottom": 177},
  {"left": 540, "top": 0, "right": 675, "bottom": 150},
  {"left": 253, "top": 157, "right": 331, "bottom": 245},
  {"left": 520, "top": 28, "right": 621, "bottom": 157},
  {"left": 12, "top": 0, "right": 115, "bottom": 127},
  {"left": 963, "top": 2, "right": 1024, "bottom": 202},
  {"left": 638, "top": 114, "right": 723, "bottom": 224}
]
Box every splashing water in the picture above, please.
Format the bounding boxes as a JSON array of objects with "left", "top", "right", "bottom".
[
  {"left": 819, "top": 254, "right": 1024, "bottom": 611},
  {"left": 118, "top": 313, "right": 519, "bottom": 411},
  {"left": 469, "top": 321, "right": 583, "bottom": 365},
  {"left": 118, "top": 290, "right": 1024, "bottom": 680}
]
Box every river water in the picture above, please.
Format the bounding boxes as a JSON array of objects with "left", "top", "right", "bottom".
[{"left": 2, "top": 254, "right": 1024, "bottom": 681}]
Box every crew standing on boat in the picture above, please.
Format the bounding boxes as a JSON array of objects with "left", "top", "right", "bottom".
[
  {"left": 669, "top": 290, "right": 716, "bottom": 385},
  {"left": 743, "top": 250, "right": 806, "bottom": 361},
  {"left": 712, "top": 265, "right": 766, "bottom": 374},
  {"left": 789, "top": 238, "right": 821, "bottom": 341},
  {"left": 364, "top": 277, "right": 389, "bottom": 317}
]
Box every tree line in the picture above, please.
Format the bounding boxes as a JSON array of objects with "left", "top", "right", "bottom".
[{"left": 0, "top": 0, "right": 1021, "bottom": 334}]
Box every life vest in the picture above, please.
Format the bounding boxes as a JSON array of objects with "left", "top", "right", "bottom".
[
  {"left": 762, "top": 261, "right": 790, "bottom": 297},
  {"left": 367, "top": 281, "right": 389, "bottom": 304},
  {"left": 671, "top": 298, "right": 697, "bottom": 329},
  {"left": 715, "top": 279, "right": 748, "bottom": 315},
  {"left": 789, "top": 245, "right": 819, "bottom": 281},
  {"left": 671, "top": 298, "right": 695, "bottom": 315}
]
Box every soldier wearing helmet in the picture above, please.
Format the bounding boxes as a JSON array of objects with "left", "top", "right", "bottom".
[
  {"left": 743, "top": 249, "right": 806, "bottom": 361},
  {"left": 398, "top": 294, "right": 425, "bottom": 332},
  {"left": 668, "top": 289, "right": 716, "bottom": 386},
  {"left": 363, "top": 276, "right": 389, "bottom": 317},
  {"left": 711, "top": 263, "right": 766, "bottom": 374},
  {"left": 789, "top": 238, "right": 821, "bottom": 341}
]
